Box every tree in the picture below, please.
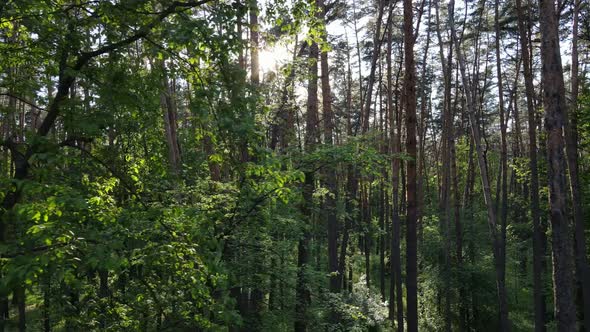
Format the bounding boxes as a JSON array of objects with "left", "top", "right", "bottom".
[
  {"left": 403, "top": 0, "right": 418, "bottom": 330},
  {"left": 493, "top": 0, "right": 510, "bottom": 328},
  {"left": 448, "top": 0, "right": 510, "bottom": 328},
  {"left": 566, "top": 0, "right": 590, "bottom": 328},
  {"left": 538, "top": 0, "right": 577, "bottom": 329},
  {"left": 294, "top": 27, "right": 319, "bottom": 332},
  {"left": 317, "top": 0, "right": 339, "bottom": 294},
  {"left": 515, "top": 0, "right": 547, "bottom": 329}
]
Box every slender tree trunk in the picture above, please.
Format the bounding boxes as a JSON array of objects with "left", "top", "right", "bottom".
[
  {"left": 434, "top": 2, "right": 453, "bottom": 328},
  {"left": 451, "top": 117, "right": 465, "bottom": 330},
  {"left": 538, "top": 0, "right": 576, "bottom": 329},
  {"left": 351, "top": 0, "right": 364, "bottom": 119},
  {"left": 295, "top": 37, "right": 319, "bottom": 332},
  {"left": 515, "top": 1, "right": 546, "bottom": 329},
  {"left": 0, "top": 90, "right": 18, "bottom": 332},
  {"left": 403, "top": 0, "right": 418, "bottom": 329},
  {"left": 339, "top": 43, "right": 356, "bottom": 292},
  {"left": 417, "top": 0, "right": 431, "bottom": 246},
  {"left": 236, "top": 0, "right": 245, "bottom": 70},
  {"left": 43, "top": 275, "right": 50, "bottom": 332},
  {"left": 391, "top": 97, "right": 405, "bottom": 332},
  {"left": 395, "top": 54, "right": 405, "bottom": 332},
  {"left": 380, "top": 175, "right": 386, "bottom": 299},
  {"left": 317, "top": 0, "right": 339, "bottom": 294},
  {"left": 494, "top": 0, "right": 510, "bottom": 329},
  {"left": 388, "top": 22, "right": 404, "bottom": 331},
  {"left": 16, "top": 286, "right": 25, "bottom": 332},
  {"left": 248, "top": 3, "right": 265, "bottom": 325},
  {"left": 361, "top": 0, "right": 385, "bottom": 133},
  {"left": 363, "top": 183, "right": 371, "bottom": 288},
  {"left": 159, "top": 62, "right": 182, "bottom": 175},
  {"left": 269, "top": 256, "right": 277, "bottom": 311},
  {"left": 449, "top": 0, "right": 510, "bottom": 329},
  {"left": 98, "top": 270, "right": 109, "bottom": 329},
  {"left": 567, "top": 0, "right": 590, "bottom": 328},
  {"left": 378, "top": 58, "right": 386, "bottom": 299},
  {"left": 249, "top": 0, "right": 259, "bottom": 85}
]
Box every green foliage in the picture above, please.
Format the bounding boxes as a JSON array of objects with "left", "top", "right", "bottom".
[{"left": 0, "top": 0, "right": 586, "bottom": 331}]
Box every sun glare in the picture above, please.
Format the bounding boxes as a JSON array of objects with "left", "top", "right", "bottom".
[{"left": 259, "top": 44, "right": 291, "bottom": 73}]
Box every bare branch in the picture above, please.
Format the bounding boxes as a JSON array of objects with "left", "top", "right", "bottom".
[{"left": 0, "top": 93, "right": 45, "bottom": 111}]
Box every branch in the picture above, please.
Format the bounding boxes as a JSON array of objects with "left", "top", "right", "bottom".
[
  {"left": 75, "top": 0, "right": 213, "bottom": 67},
  {"left": 0, "top": 93, "right": 45, "bottom": 111},
  {"left": 59, "top": 141, "right": 142, "bottom": 206},
  {"left": 37, "top": 0, "right": 214, "bottom": 138},
  {"left": 220, "top": 186, "right": 281, "bottom": 241},
  {"left": 2, "top": 239, "right": 99, "bottom": 259},
  {"left": 0, "top": 139, "right": 20, "bottom": 155},
  {"left": 557, "top": 0, "right": 571, "bottom": 17}
]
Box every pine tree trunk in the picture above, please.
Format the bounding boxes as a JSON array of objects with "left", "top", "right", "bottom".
[
  {"left": 295, "top": 37, "right": 319, "bottom": 332},
  {"left": 361, "top": 0, "right": 385, "bottom": 133},
  {"left": 249, "top": 1, "right": 259, "bottom": 85},
  {"left": 403, "top": 0, "right": 418, "bottom": 329},
  {"left": 339, "top": 47, "right": 356, "bottom": 292},
  {"left": 515, "top": 1, "right": 546, "bottom": 329},
  {"left": 538, "top": 0, "right": 576, "bottom": 329},
  {"left": 434, "top": 1, "right": 453, "bottom": 328},
  {"left": 567, "top": 0, "right": 590, "bottom": 328},
  {"left": 449, "top": 0, "right": 510, "bottom": 329},
  {"left": 317, "top": 0, "right": 339, "bottom": 294},
  {"left": 417, "top": 0, "right": 431, "bottom": 247},
  {"left": 388, "top": 21, "right": 404, "bottom": 330},
  {"left": 494, "top": 0, "right": 510, "bottom": 328}
]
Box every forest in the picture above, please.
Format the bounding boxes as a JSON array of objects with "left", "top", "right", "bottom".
[{"left": 0, "top": 0, "right": 589, "bottom": 331}]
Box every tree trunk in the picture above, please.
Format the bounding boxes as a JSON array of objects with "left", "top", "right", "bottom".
[
  {"left": 494, "top": 0, "right": 510, "bottom": 329},
  {"left": 16, "top": 286, "right": 25, "bottom": 332},
  {"left": 417, "top": 0, "right": 431, "bottom": 247},
  {"left": 538, "top": 0, "right": 576, "bottom": 329},
  {"left": 403, "top": 0, "right": 418, "bottom": 329},
  {"left": 361, "top": 0, "right": 385, "bottom": 133},
  {"left": 339, "top": 43, "right": 356, "bottom": 292},
  {"left": 294, "top": 36, "right": 319, "bottom": 332},
  {"left": 567, "top": 0, "right": 590, "bottom": 328},
  {"left": 388, "top": 17, "right": 404, "bottom": 330},
  {"left": 515, "top": 1, "right": 546, "bottom": 329},
  {"left": 449, "top": 0, "right": 510, "bottom": 329},
  {"left": 317, "top": 0, "right": 339, "bottom": 294},
  {"left": 159, "top": 62, "right": 182, "bottom": 175},
  {"left": 249, "top": 0, "right": 259, "bottom": 85},
  {"left": 434, "top": 1, "right": 453, "bottom": 329},
  {"left": 43, "top": 275, "right": 50, "bottom": 332},
  {"left": 363, "top": 183, "right": 371, "bottom": 288}
]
